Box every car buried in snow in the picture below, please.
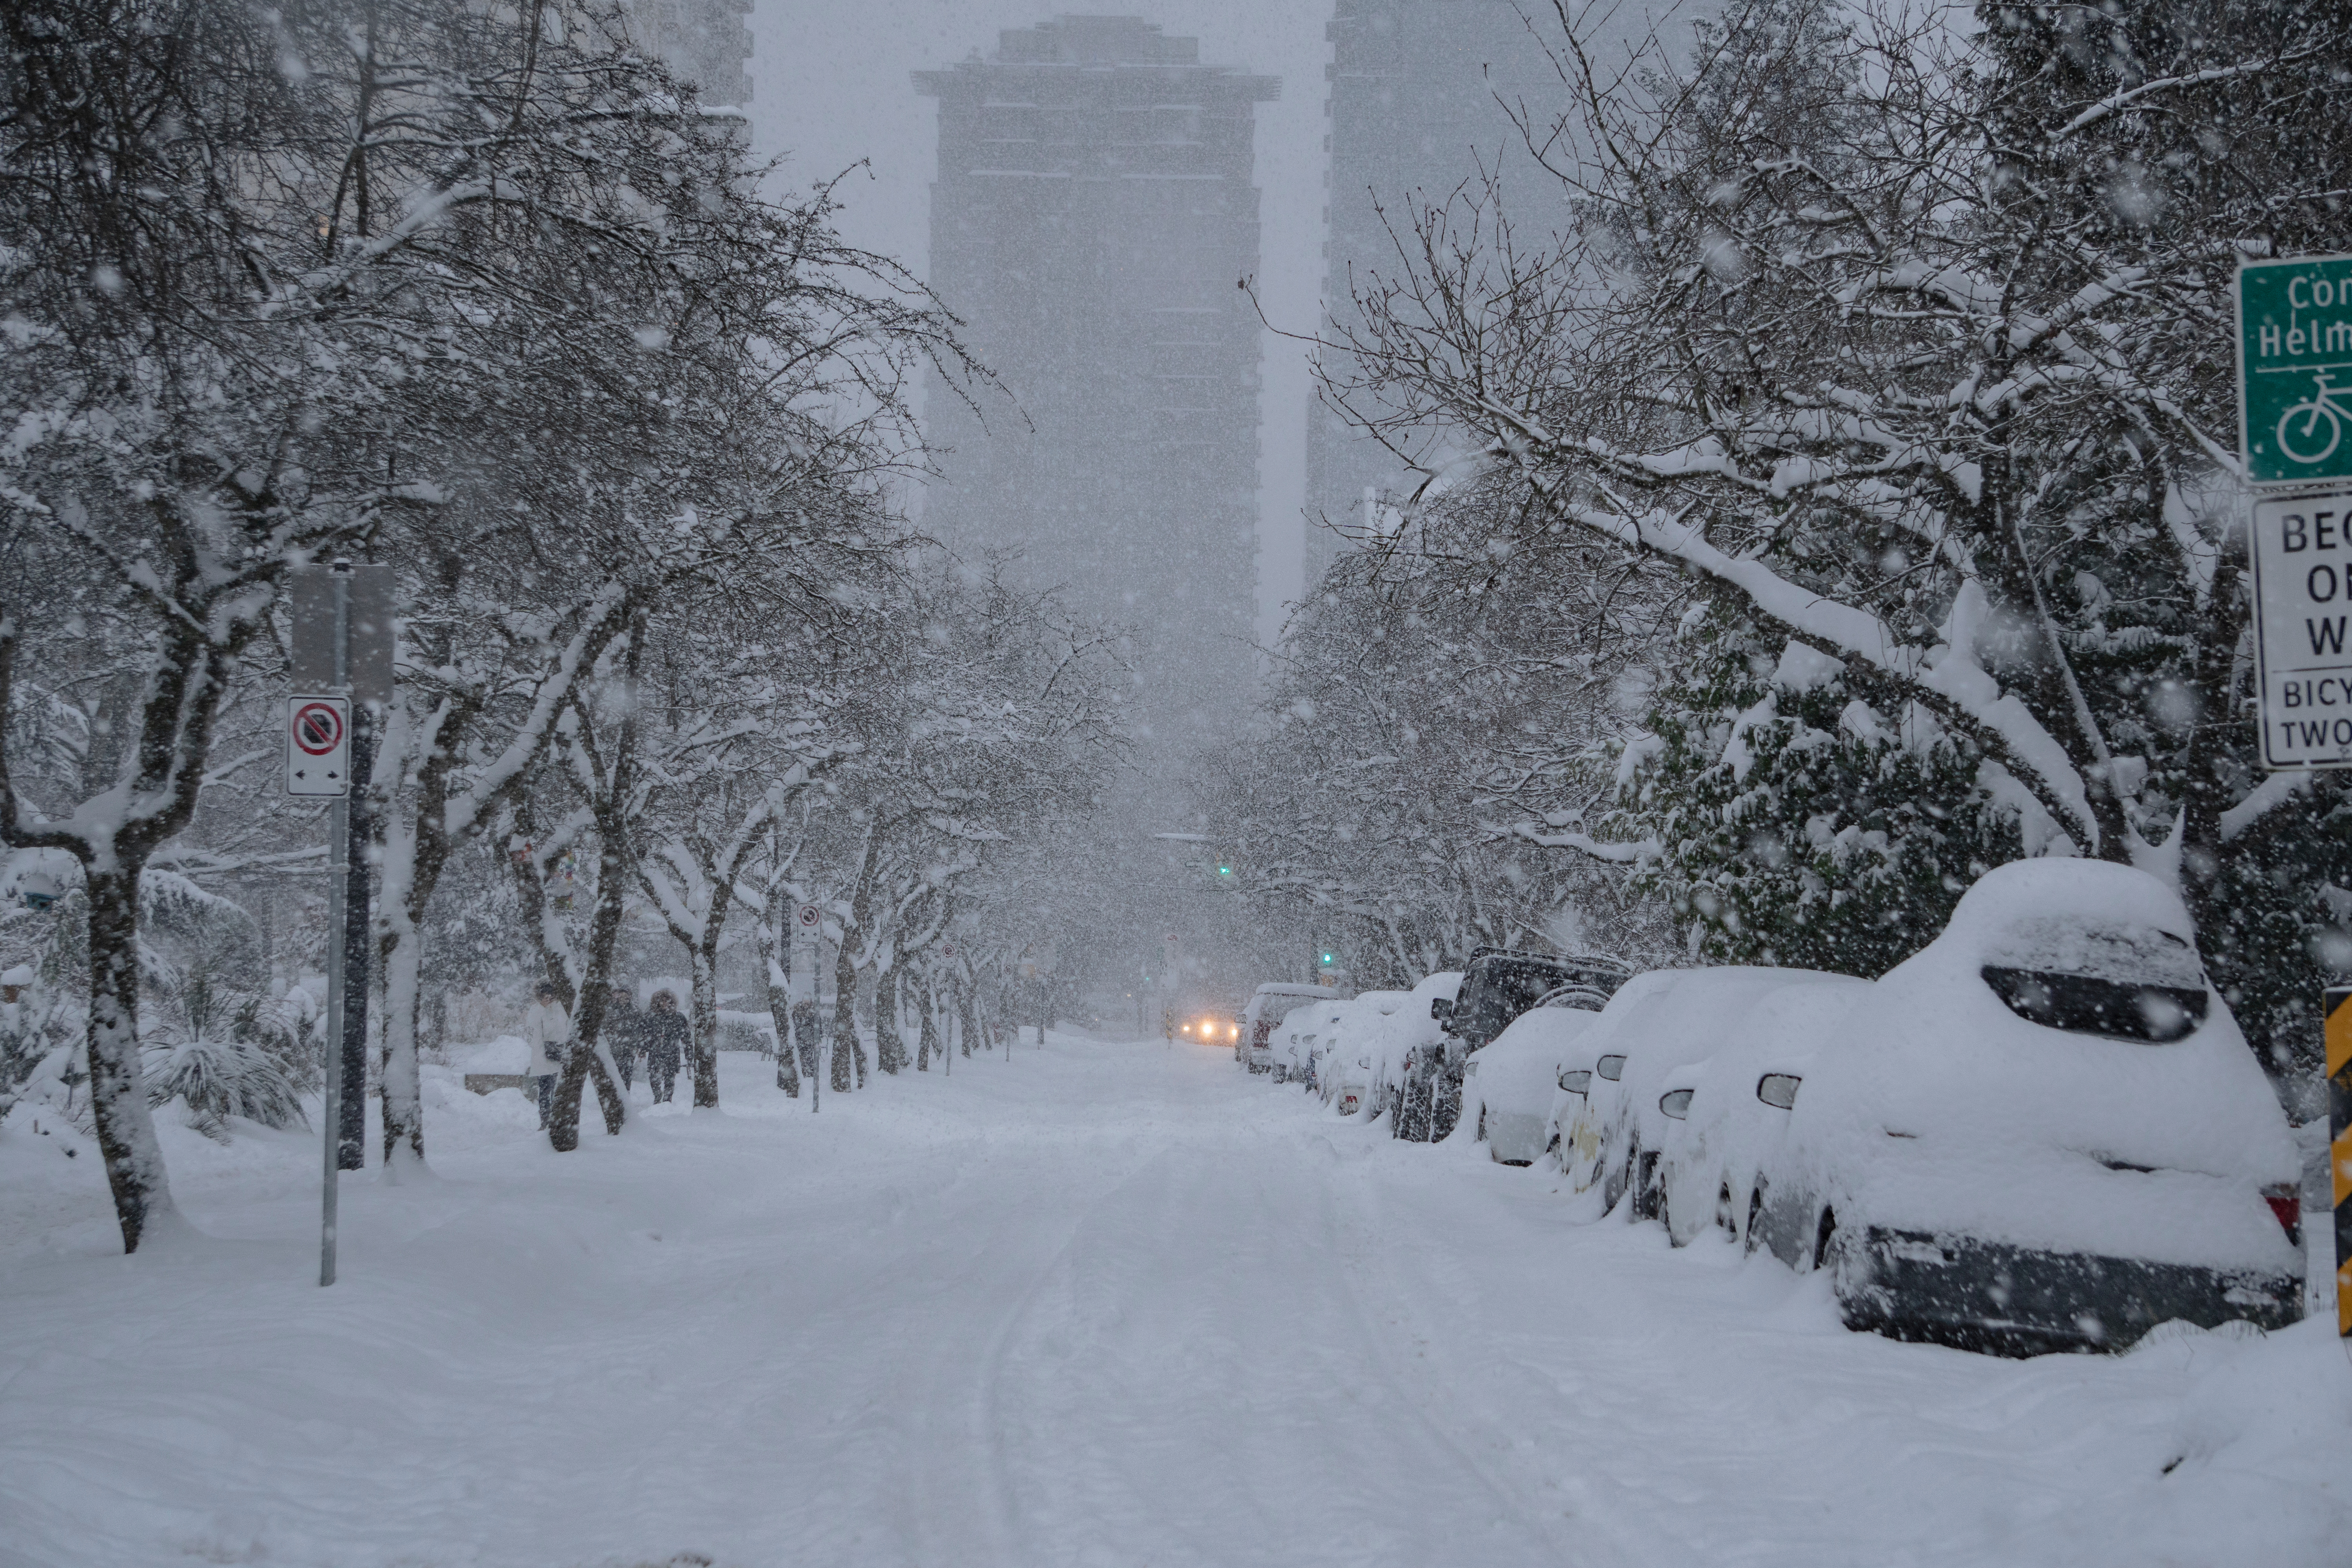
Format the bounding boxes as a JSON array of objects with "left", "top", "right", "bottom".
[
  {"left": 1654, "top": 977, "right": 1874, "bottom": 1247},
  {"left": 1273, "top": 996, "right": 1352, "bottom": 1086},
  {"left": 1563, "top": 965, "right": 1846, "bottom": 1217},
  {"left": 1307, "top": 991, "right": 1406, "bottom": 1103},
  {"left": 1457, "top": 984, "right": 1609, "bottom": 1165},
  {"left": 1747, "top": 859, "right": 2306, "bottom": 1356},
  {"left": 1240, "top": 983, "right": 1339, "bottom": 1075},
  {"left": 1343, "top": 971, "right": 1461, "bottom": 1120},
  {"left": 1396, "top": 948, "right": 1632, "bottom": 1142}
]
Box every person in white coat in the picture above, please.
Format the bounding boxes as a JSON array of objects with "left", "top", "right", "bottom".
[{"left": 522, "top": 981, "right": 572, "bottom": 1130}]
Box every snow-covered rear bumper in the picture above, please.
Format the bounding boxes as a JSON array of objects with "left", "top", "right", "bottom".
[
  {"left": 1482, "top": 1110, "right": 1548, "bottom": 1165},
  {"left": 1835, "top": 1226, "right": 2303, "bottom": 1356}
]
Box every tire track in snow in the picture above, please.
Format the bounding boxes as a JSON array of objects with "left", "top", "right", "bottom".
[{"left": 1318, "top": 1134, "right": 1622, "bottom": 1568}]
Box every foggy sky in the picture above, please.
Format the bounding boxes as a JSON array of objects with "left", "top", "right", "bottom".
[{"left": 745, "top": 2, "right": 1336, "bottom": 653}]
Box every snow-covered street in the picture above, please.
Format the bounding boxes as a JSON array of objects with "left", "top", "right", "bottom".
[{"left": 5, "top": 1038, "right": 2347, "bottom": 1568}]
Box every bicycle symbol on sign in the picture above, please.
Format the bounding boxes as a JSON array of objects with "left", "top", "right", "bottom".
[{"left": 2278, "top": 370, "right": 2352, "bottom": 465}]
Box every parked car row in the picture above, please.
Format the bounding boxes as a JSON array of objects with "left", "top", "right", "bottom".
[{"left": 1242, "top": 862, "right": 2308, "bottom": 1357}]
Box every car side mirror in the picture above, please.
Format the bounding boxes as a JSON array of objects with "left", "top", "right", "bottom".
[
  {"left": 1756, "top": 1073, "right": 1801, "bottom": 1110},
  {"left": 1557, "top": 1068, "right": 1591, "bottom": 1095},
  {"left": 1659, "top": 1088, "right": 1693, "bottom": 1120},
  {"left": 1595, "top": 1054, "right": 1625, "bottom": 1082},
  {"left": 1430, "top": 997, "right": 1453, "bottom": 1022}
]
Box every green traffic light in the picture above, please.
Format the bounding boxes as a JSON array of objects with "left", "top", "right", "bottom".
[{"left": 1217, "top": 865, "right": 1231, "bottom": 876}]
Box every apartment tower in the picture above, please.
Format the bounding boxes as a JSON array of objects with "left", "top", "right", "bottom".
[{"left": 917, "top": 16, "right": 1278, "bottom": 739}]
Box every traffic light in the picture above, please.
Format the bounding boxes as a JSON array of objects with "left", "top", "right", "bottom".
[{"left": 1217, "top": 863, "right": 1232, "bottom": 877}]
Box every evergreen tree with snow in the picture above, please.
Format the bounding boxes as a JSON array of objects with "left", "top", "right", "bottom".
[{"left": 1629, "top": 606, "right": 2021, "bottom": 977}]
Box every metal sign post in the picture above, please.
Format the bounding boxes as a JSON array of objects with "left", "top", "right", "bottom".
[
  {"left": 2329, "top": 989, "right": 2351, "bottom": 1343},
  {"left": 287, "top": 560, "right": 393, "bottom": 1285},
  {"left": 793, "top": 904, "right": 821, "bottom": 1111},
  {"left": 294, "top": 565, "right": 390, "bottom": 1173}
]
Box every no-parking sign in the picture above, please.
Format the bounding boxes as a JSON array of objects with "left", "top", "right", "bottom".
[{"left": 285, "top": 695, "right": 351, "bottom": 797}]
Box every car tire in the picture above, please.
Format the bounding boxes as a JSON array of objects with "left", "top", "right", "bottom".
[
  {"left": 1745, "top": 1187, "right": 1765, "bottom": 1253},
  {"left": 1716, "top": 1183, "right": 1735, "bottom": 1238},
  {"left": 1813, "top": 1207, "right": 1838, "bottom": 1273}
]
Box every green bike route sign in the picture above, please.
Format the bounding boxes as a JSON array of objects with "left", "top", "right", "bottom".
[{"left": 2239, "top": 254, "right": 2352, "bottom": 486}]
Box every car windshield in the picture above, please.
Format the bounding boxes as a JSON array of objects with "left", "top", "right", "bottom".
[
  {"left": 1981, "top": 919, "right": 2205, "bottom": 989},
  {"left": 1979, "top": 919, "right": 2209, "bottom": 1043}
]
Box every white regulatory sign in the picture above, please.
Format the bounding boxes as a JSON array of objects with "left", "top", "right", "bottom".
[
  {"left": 285, "top": 694, "right": 352, "bottom": 796},
  {"left": 795, "top": 902, "right": 822, "bottom": 931},
  {"left": 2252, "top": 491, "right": 2352, "bottom": 769}
]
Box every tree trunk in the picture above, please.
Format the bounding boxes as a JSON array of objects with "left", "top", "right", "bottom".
[
  {"left": 689, "top": 947, "right": 720, "bottom": 1108},
  {"left": 918, "top": 975, "right": 940, "bottom": 1071},
  {"left": 958, "top": 978, "right": 978, "bottom": 1059},
  {"left": 377, "top": 881, "right": 427, "bottom": 1168},
  {"left": 875, "top": 962, "right": 906, "bottom": 1074},
  {"left": 82, "top": 867, "right": 180, "bottom": 1251},
  {"left": 792, "top": 998, "right": 822, "bottom": 1090},
  {"left": 768, "top": 947, "right": 798, "bottom": 1098},
  {"left": 830, "top": 940, "right": 857, "bottom": 1093},
  {"left": 548, "top": 1025, "right": 626, "bottom": 1152}
]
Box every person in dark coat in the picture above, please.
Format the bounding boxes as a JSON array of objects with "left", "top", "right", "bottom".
[
  {"left": 607, "top": 988, "right": 643, "bottom": 1090},
  {"left": 643, "top": 989, "right": 688, "bottom": 1104}
]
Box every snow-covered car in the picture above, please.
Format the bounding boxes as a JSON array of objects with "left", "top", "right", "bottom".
[
  {"left": 1351, "top": 971, "right": 1462, "bottom": 1121},
  {"left": 1457, "top": 991, "right": 1608, "bottom": 1164},
  {"left": 1655, "top": 978, "right": 1873, "bottom": 1247},
  {"left": 1749, "top": 859, "right": 2305, "bottom": 1355},
  {"left": 1562, "top": 966, "right": 1842, "bottom": 1216},
  {"left": 1313, "top": 991, "right": 1406, "bottom": 1103},
  {"left": 1273, "top": 998, "right": 1351, "bottom": 1085},
  {"left": 1400, "top": 947, "right": 1632, "bottom": 1141},
  {"left": 1240, "top": 983, "right": 1338, "bottom": 1074},
  {"left": 1545, "top": 975, "right": 1693, "bottom": 1192}
]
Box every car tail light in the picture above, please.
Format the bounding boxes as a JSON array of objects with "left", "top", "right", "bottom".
[{"left": 2263, "top": 1182, "right": 2301, "bottom": 1244}]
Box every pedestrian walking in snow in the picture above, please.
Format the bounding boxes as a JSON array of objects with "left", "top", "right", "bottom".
[
  {"left": 608, "top": 987, "right": 643, "bottom": 1090},
  {"left": 643, "top": 989, "right": 688, "bottom": 1104},
  {"left": 523, "top": 982, "right": 572, "bottom": 1130}
]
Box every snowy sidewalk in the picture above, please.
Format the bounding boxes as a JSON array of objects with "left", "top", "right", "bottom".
[{"left": 3, "top": 1037, "right": 2348, "bottom": 1568}]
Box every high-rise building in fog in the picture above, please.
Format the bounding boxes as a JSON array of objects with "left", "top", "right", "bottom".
[
  {"left": 916, "top": 17, "right": 1277, "bottom": 739},
  {"left": 1306, "top": 0, "right": 1566, "bottom": 589}
]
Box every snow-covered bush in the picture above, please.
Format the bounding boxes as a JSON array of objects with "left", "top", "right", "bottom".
[{"left": 143, "top": 1023, "right": 308, "bottom": 1142}]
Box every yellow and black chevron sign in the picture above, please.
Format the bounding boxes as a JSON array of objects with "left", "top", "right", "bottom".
[{"left": 2330, "top": 987, "right": 2352, "bottom": 1337}]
